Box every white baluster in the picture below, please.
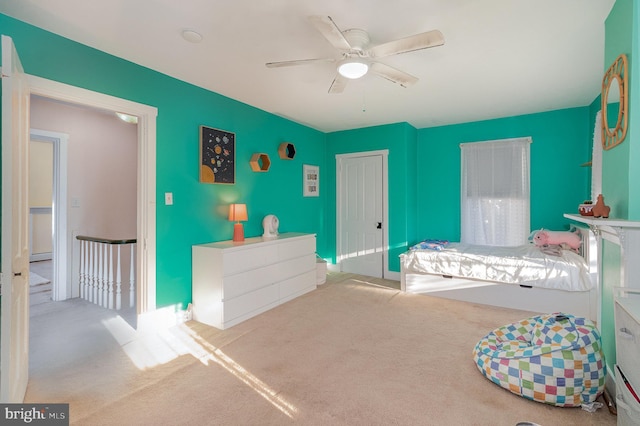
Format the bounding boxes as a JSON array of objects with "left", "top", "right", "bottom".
[
  {"left": 102, "top": 242, "right": 109, "bottom": 308},
  {"left": 107, "top": 245, "right": 114, "bottom": 310},
  {"left": 84, "top": 240, "right": 90, "bottom": 301},
  {"left": 129, "top": 244, "right": 135, "bottom": 309},
  {"left": 86, "top": 241, "right": 90, "bottom": 302},
  {"left": 97, "top": 242, "right": 103, "bottom": 306},
  {"left": 116, "top": 245, "right": 122, "bottom": 310},
  {"left": 79, "top": 240, "right": 85, "bottom": 300},
  {"left": 91, "top": 241, "right": 98, "bottom": 303}
]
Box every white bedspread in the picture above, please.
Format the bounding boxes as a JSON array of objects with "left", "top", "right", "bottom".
[{"left": 401, "top": 243, "right": 593, "bottom": 292}]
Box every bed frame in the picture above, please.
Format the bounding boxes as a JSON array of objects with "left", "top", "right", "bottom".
[{"left": 400, "top": 226, "right": 600, "bottom": 322}]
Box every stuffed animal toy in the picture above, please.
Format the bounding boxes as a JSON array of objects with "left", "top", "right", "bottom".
[
  {"left": 533, "top": 229, "right": 581, "bottom": 250},
  {"left": 592, "top": 194, "right": 611, "bottom": 218}
]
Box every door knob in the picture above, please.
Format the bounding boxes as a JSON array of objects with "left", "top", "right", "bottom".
[{"left": 376, "top": 222, "right": 382, "bottom": 229}]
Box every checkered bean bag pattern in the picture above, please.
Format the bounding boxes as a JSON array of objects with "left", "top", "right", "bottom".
[{"left": 472, "top": 313, "right": 606, "bottom": 407}]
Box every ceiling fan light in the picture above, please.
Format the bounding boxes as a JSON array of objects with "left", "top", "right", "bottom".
[{"left": 338, "top": 60, "right": 369, "bottom": 79}]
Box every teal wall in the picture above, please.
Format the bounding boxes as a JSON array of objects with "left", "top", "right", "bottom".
[
  {"left": 416, "top": 107, "right": 593, "bottom": 243},
  {"left": 630, "top": 1, "right": 640, "bottom": 218},
  {"left": 600, "top": 0, "right": 639, "bottom": 376},
  {"left": 325, "top": 123, "right": 417, "bottom": 272},
  {"left": 603, "top": 0, "right": 633, "bottom": 218},
  {"left": 3, "top": 2, "right": 636, "bottom": 329},
  {"left": 601, "top": 240, "right": 622, "bottom": 367},
  {"left": 0, "top": 13, "right": 327, "bottom": 309},
  {"left": 322, "top": 107, "right": 594, "bottom": 274}
]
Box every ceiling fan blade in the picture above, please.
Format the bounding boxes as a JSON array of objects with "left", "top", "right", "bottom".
[
  {"left": 309, "top": 15, "right": 352, "bottom": 51},
  {"left": 369, "top": 30, "right": 444, "bottom": 58},
  {"left": 328, "top": 74, "right": 348, "bottom": 94},
  {"left": 370, "top": 62, "right": 418, "bottom": 88},
  {"left": 266, "top": 58, "right": 335, "bottom": 68}
]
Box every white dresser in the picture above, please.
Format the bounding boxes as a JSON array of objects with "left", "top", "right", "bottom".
[
  {"left": 192, "top": 233, "right": 316, "bottom": 329},
  {"left": 614, "top": 294, "right": 640, "bottom": 425}
]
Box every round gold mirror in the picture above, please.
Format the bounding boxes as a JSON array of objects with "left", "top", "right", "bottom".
[{"left": 601, "top": 54, "right": 628, "bottom": 150}]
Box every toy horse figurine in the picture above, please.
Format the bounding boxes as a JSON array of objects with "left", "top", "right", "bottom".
[{"left": 592, "top": 194, "right": 611, "bottom": 218}]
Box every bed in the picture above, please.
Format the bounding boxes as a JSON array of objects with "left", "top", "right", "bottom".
[{"left": 400, "top": 225, "right": 599, "bottom": 322}]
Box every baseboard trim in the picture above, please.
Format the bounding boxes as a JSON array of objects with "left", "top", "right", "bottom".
[
  {"left": 385, "top": 270, "right": 401, "bottom": 281},
  {"left": 327, "top": 262, "right": 401, "bottom": 282},
  {"left": 137, "top": 304, "right": 189, "bottom": 331},
  {"left": 30, "top": 253, "right": 53, "bottom": 262}
]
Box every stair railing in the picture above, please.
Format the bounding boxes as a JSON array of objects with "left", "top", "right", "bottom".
[{"left": 76, "top": 235, "right": 136, "bottom": 310}]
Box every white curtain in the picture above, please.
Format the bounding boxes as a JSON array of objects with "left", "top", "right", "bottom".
[
  {"left": 591, "top": 111, "right": 603, "bottom": 202},
  {"left": 461, "top": 137, "right": 531, "bottom": 246}
]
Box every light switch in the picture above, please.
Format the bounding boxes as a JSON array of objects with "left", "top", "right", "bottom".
[
  {"left": 71, "top": 197, "right": 81, "bottom": 208},
  {"left": 165, "top": 192, "right": 173, "bottom": 205}
]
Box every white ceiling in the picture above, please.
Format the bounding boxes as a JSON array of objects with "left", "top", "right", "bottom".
[{"left": 0, "top": 0, "right": 615, "bottom": 132}]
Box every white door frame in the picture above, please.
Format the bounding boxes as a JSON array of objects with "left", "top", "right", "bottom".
[
  {"left": 30, "top": 129, "right": 69, "bottom": 301},
  {"left": 336, "top": 150, "right": 390, "bottom": 278},
  {"left": 27, "top": 74, "right": 158, "bottom": 315}
]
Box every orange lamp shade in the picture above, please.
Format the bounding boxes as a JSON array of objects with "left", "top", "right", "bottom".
[
  {"left": 228, "top": 204, "right": 248, "bottom": 242},
  {"left": 228, "top": 204, "right": 248, "bottom": 222}
]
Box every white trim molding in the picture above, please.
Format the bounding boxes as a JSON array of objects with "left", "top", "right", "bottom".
[
  {"left": 30, "top": 129, "right": 68, "bottom": 300},
  {"left": 28, "top": 74, "right": 158, "bottom": 315}
]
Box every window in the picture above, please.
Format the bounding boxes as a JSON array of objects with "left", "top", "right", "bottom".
[{"left": 460, "top": 137, "right": 531, "bottom": 246}]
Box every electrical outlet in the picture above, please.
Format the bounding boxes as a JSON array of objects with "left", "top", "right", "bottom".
[{"left": 165, "top": 192, "right": 173, "bottom": 205}]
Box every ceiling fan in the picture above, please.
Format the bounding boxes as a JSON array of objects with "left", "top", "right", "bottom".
[{"left": 265, "top": 15, "right": 445, "bottom": 94}]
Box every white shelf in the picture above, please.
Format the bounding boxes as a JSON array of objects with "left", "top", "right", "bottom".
[
  {"left": 565, "top": 213, "right": 640, "bottom": 294},
  {"left": 564, "top": 213, "right": 640, "bottom": 229}
]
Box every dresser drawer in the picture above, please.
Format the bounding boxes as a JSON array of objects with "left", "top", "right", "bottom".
[
  {"left": 223, "top": 245, "right": 278, "bottom": 275},
  {"left": 279, "top": 270, "right": 316, "bottom": 302},
  {"left": 278, "top": 236, "right": 315, "bottom": 261},
  {"left": 223, "top": 253, "right": 316, "bottom": 300},
  {"left": 615, "top": 301, "right": 640, "bottom": 389},
  {"left": 224, "top": 283, "right": 279, "bottom": 323}
]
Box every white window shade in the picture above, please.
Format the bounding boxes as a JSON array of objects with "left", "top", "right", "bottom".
[
  {"left": 591, "top": 111, "right": 603, "bottom": 202},
  {"left": 461, "top": 137, "right": 531, "bottom": 246}
]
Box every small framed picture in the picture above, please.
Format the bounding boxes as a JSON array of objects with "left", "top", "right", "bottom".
[
  {"left": 303, "top": 164, "right": 319, "bottom": 197},
  {"left": 199, "top": 126, "right": 235, "bottom": 184}
]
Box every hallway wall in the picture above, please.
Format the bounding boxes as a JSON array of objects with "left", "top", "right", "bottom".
[{"left": 30, "top": 96, "right": 137, "bottom": 300}]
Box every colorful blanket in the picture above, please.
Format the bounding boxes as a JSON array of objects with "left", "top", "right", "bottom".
[{"left": 410, "top": 239, "right": 449, "bottom": 251}]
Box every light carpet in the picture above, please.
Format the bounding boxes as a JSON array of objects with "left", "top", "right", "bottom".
[
  {"left": 29, "top": 272, "right": 50, "bottom": 287},
  {"left": 26, "top": 275, "right": 615, "bottom": 425}
]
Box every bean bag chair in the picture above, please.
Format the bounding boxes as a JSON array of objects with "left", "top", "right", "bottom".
[{"left": 472, "top": 313, "right": 605, "bottom": 407}]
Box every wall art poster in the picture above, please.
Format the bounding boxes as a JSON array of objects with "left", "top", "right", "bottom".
[
  {"left": 303, "top": 164, "right": 319, "bottom": 197},
  {"left": 200, "top": 126, "right": 235, "bottom": 184}
]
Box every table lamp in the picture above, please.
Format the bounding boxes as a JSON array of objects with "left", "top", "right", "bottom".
[{"left": 228, "top": 203, "right": 248, "bottom": 242}]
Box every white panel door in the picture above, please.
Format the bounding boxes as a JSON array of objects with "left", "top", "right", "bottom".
[
  {"left": 338, "top": 155, "right": 383, "bottom": 278},
  {"left": 1, "top": 35, "right": 31, "bottom": 402}
]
